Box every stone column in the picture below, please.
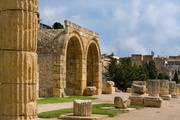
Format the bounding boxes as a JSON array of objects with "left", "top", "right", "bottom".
[
  {"left": 169, "top": 81, "right": 177, "bottom": 98},
  {"left": 147, "top": 80, "right": 160, "bottom": 97},
  {"left": 73, "top": 100, "right": 92, "bottom": 116},
  {"left": 159, "top": 80, "right": 171, "bottom": 100},
  {"left": 0, "top": 0, "right": 38, "bottom": 119}
]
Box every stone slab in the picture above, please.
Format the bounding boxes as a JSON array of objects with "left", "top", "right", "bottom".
[
  {"left": 160, "top": 94, "right": 171, "bottom": 100},
  {"left": 144, "top": 96, "right": 162, "bottom": 108},
  {"left": 129, "top": 96, "right": 144, "bottom": 106},
  {"left": 59, "top": 113, "right": 108, "bottom": 120}
]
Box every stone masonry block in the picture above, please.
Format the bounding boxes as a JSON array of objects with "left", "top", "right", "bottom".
[
  {"left": 147, "top": 80, "right": 160, "bottom": 97},
  {"left": 129, "top": 96, "right": 144, "bottom": 106},
  {"left": 73, "top": 100, "right": 92, "bottom": 116},
  {"left": 53, "top": 88, "right": 64, "bottom": 97},
  {"left": 0, "top": 10, "right": 38, "bottom": 51},
  {"left": 0, "top": 84, "right": 37, "bottom": 116},
  {"left": 0, "top": 51, "right": 38, "bottom": 84},
  {"left": 0, "top": 0, "right": 38, "bottom": 12},
  {"left": 144, "top": 96, "right": 162, "bottom": 108},
  {"left": 160, "top": 80, "right": 169, "bottom": 96}
]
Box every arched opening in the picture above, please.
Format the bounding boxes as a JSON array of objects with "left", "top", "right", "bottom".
[
  {"left": 86, "top": 43, "right": 99, "bottom": 87},
  {"left": 65, "top": 36, "right": 82, "bottom": 95}
]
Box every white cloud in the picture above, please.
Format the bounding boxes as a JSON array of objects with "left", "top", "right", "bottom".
[{"left": 39, "top": 0, "right": 180, "bottom": 57}]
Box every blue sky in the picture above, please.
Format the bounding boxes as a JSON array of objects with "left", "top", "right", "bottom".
[{"left": 39, "top": 0, "right": 180, "bottom": 57}]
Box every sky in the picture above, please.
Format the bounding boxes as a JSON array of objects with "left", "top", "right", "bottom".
[{"left": 39, "top": 0, "right": 180, "bottom": 57}]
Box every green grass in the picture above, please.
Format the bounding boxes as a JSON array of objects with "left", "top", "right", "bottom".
[
  {"left": 38, "top": 96, "right": 98, "bottom": 104},
  {"left": 38, "top": 103, "right": 137, "bottom": 119},
  {"left": 128, "top": 105, "right": 144, "bottom": 110}
]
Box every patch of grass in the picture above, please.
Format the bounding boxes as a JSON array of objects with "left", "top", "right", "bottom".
[
  {"left": 92, "top": 103, "right": 127, "bottom": 117},
  {"left": 128, "top": 105, "right": 144, "bottom": 110},
  {"left": 38, "top": 108, "right": 73, "bottom": 118},
  {"left": 38, "top": 103, "right": 128, "bottom": 119},
  {"left": 38, "top": 96, "right": 98, "bottom": 104}
]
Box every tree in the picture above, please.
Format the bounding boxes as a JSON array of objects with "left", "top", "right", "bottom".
[
  {"left": 173, "top": 70, "right": 179, "bottom": 84},
  {"left": 53, "top": 22, "right": 64, "bottom": 29},
  {"left": 158, "top": 73, "right": 165, "bottom": 79},
  {"left": 143, "top": 60, "right": 157, "bottom": 79}
]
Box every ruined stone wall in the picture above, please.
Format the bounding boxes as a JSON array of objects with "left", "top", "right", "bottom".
[
  {"left": 37, "top": 21, "right": 102, "bottom": 97},
  {"left": 37, "top": 29, "right": 64, "bottom": 97}
]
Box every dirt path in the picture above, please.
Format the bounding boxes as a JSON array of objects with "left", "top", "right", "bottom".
[{"left": 38, "top": 93, "right": 180, "bottom": 120}]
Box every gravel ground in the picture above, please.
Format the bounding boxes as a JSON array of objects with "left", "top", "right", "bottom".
[{"left": 38, "top": 93, "right": 180, "bottom": 120}]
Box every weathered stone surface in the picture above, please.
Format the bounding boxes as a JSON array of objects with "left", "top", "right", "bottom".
[
  {"left": 0, "top": 0, "right": 38, "bottom": 119},
  {"left": 0, "top": 84, "right": 37, "bottom": 117},
  {"left": 0, "top": 11, "right": 38, "bottom": 51},
  {"left": 0, "top": 0, "right": 38, "bottom": 11},
  {"left": 102, "top": 81, "right": 115, "bottom": 94},
  {"left": 0, "top": 51, "right": 38, "bottom": 84},
  {"left": 73, "top": 100, "right": 92, "bottom": 116},
  {"left": 129, "top": 96, "right": 144, "bottom": 106},
  {"left": 131, "top": 83, "right": 146, "bottom": 94},
  {"left": 169, "top": 81, "right": 177, "bottom": 98},
  {"left": 133, "top": 81, "right": 146, "bottom": 86},
  {"left": 114, "top": 96, "right": 131, "bottom": 109},
  {"left": 144, "top": 96, "right": 162, "bottom": 108},
  {"left": 83, "top": 86, "right": 97, "bottom": 96},
  {"left": 147, "top": 80, "right": 160, "bottom": 97},
  {"left": 160, "top": 95, "right": 171, "bottom": 101},
  {"left": 176, "top": 84, "right": 180, "bottom": 96},
  {"left": 160, "top": 80, "right": 169, "bottom": 96},
  {"left": 37, "top": 20, "right": 102, "bottom": 97}
]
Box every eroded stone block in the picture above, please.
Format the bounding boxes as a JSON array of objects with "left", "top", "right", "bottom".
[
  {"left": 129, "top": 96, "right": 144, "bottom": 106},
  {"left": 73, "top": 100, "right": 92, "bottom": 116},
  {"left": 144, "top": 96, "right": 162, "bottom": 108},
  {"left": 83, "top": 86, "right": 97, "bottom": 96},
  {"left": 114, "top": 96, "right": 131, "bottom": 109}
]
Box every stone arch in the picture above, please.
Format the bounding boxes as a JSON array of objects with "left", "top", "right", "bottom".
[
  {"left": 64, "top": 31, "right": 84, "bottom": 95},
  {"left": 53, "top": 30, "right": 84, "bottom": 96},
  {"left": 85, "top": 38, "right": 101, "bottom": 94}
]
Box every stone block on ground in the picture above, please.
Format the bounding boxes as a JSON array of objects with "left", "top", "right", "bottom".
[
  {"left": 114, "top": 96, "right": 131, "bottom": 109},
  {"left": 160, "top": 94, "right": 171, "bottom": 100},
  {"left": 129, "top": 96, "right": 144, "bottom": 106},
  {"left": 131, "top": 83, "right": 146, "bottom": 94},
  {"left": 102, "top": 81, "right": 115, "bottom": 94},
  {"left": 144, "top": 96, "right": 162, "bottom": 108},
  {"left": 73, "top": 100, "right": 92, "bottom": 116},
  {"left": 83, "top": 86, "right": 96, "bottom": 96}
]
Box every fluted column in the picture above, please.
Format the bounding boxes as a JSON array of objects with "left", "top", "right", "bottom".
[{"left": 0, "top": 0, "right": 38, "bottom": 119}]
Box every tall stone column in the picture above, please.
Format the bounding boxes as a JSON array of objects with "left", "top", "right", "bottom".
[{"left": 0, "top": 0, "right": 38, "bottom": 119}]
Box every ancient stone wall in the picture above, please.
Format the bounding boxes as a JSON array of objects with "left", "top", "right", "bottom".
[{"left": 37, "top": 20, "right": 102, "bottom": 97}]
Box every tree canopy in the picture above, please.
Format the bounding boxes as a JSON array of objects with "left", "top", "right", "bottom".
[
  {"left": 53, "top": 22, "right": 64, "bottom": 29},
  {"left": 105, "top": 58, "right": 158, "bottom": 91},
  {"left": 173, "top": 70, "right": 179, "bottom": 83}
]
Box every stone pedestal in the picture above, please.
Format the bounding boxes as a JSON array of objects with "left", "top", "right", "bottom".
[
  {"left": 144, "top": 96, "right": 162, "bottom": 108},
  {"left": 114, "top": 96, "right": 131, "bottom": 109},
  {"left": 129, "top": 96, "right": 144, "bottom": 106},
  {"left": 73, "top": 100, "right": 92, "bottom": 116},
  {"left": 159, "top": 80, "right": 171, "bottom": 100},
  {"left": 102, "top": 81, "right": 115, "bottom": 94},
  {"left": 169, "top": 81, "right": 177, "bottom": 98},
  {"left": 147, "top": 80, "right": 160, "bottom": 97},
  {"left": 0, "top": 0, "right": 38, "bottom": 119}
]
